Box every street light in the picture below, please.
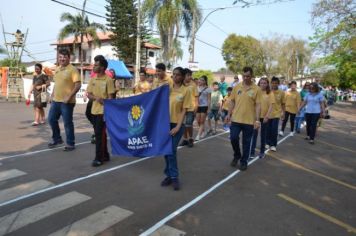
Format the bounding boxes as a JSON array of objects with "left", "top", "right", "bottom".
[{"left": 189, "top": 7, "right": 227, "bottom": 63}]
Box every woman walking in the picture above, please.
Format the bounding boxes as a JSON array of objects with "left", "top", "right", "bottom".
[
  {"left": 298, "top": 82, "right": 325, "bottom": 144},
  {"left": 251, "top": 78, "right": 275, "bottom": 158},
  {"left": 161, "top": 67, "right": 191, "bottom": 191},
  {"left": 195, "top": 76, "right": 211, "bottom": 141},
  {"left": 27, "top": 63, "right": 50, "bottom": 126},
  {"left": 280, "top": 81, "right": 301, "bottom": 136}
]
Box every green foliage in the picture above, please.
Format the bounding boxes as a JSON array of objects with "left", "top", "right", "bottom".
[
  {"left": 0, "top": 46, "right": 6, "bottom": 54},
  {"left": 222, "top": 34, "right": 265, "bottom": 76},
  {"left": 142, "top": 0, "right": 201, "bottom": 64},
  {"left": 106, "top": 0, "right": 151, "bottom": 64},
  {"left": 321, "top": 70, "right": 339, "bottom": 87},
  {"left": 310, "top": 0, "right": 355, "bottom": 89},
  {"left": 0, "top": 58, "right": 26, "bottom": 72},
  {"left": 192, "top": 70, "right": 214, "bottom": 85}
]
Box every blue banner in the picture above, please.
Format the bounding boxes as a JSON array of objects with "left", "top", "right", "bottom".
[{"left": 104, "top": 85, "right": 172, "bottom": 157}]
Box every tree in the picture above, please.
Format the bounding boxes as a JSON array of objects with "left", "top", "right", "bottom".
[
  {"left": 278, "top": 36, "right": 311, "bottom": 80},
  {"left": 58, "top": 12, "right": 106, "bottom": 82},
  {"left": 310, "top": 0, "right": 355, "bottom": 89},
  {"left": 192, "top": 70, "right": 214, "bottom": 85},
  {"left": 0, "top": 58, "right": 26, "bottom": 72},
  {"left": 106, "top": 0, "right": 151, "bottom": 64},
  {"left": 222, "top": 34, "right": 265, "bottom": 75},
  {"left": 142, "top": 0, "right": 201, "bottom": 65},
  {"left": 0, "top": 46, "right": 6, "bottom": 54}
]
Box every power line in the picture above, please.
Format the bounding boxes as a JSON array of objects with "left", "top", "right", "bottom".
[
  {"left": 206, "top": 19, "right": 229, "bottom": 36},
  {"left": 50, "top": 0, "right": 106, "bottom": 19},
  {"left": 195, "top": 37, "right": 222, "bottom": 51},
  {"left": 27, "top": 38, "right": 57, "bottom": 45}
]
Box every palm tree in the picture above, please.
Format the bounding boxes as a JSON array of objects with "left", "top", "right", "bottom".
[
  {"left": 142, "top": 0, "right": 201, "bottom": 65},
  {"left": 58, "top": 12, "right": 106, "bottom": 82}
]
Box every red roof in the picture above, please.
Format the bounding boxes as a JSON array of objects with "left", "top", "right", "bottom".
[{"left": 52, "top": 32, "right": 161, "bottom": 49}]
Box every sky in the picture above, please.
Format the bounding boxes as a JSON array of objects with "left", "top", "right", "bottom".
[{"left": 0, "top": 0, "right": 316, "bottom": 71}]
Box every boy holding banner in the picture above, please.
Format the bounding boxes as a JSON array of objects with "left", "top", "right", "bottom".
[
  {"left": 87, "top": 56, "right": 116, "bottom": 167},
  {"left": 161, "top": 67, "right": 191, "bottom": 191}
]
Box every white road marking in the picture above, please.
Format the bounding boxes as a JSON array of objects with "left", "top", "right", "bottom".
[
  {"left": 0, "top": 179, "right": 53, "bottom": 205},
  {"left": 49, "top": 205, "right": 133, "bottom": 236},
  {"left": 0, "top": 140, "right": 91, "bottom": 161},
  {"left": 150, "top": 225, "right": 186, "bottom": 236},
  {"left": 0, "top": 191, "right": 91, "bottom": 235},
  {"left": 0, "top": 169, "right": 26, "bottom": 182},
  {"left": 139, "top": 133, "right": 293, "bottom": 236},
  {"left": 0, "top": 132, "right": 228, "bottom": 208}
]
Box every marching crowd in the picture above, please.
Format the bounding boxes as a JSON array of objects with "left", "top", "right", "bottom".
[{"left": 28, "top": 49, "right": 330, "bottom": 191}]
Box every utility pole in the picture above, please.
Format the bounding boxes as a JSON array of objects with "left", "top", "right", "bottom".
[
  {"left": 135, "top": 0, "right": 141, "bottom": 84},
  {"left": 79, "top": 0, "right": 87, "bottom": 84},
  {"left": 189, "top": 15, "right": 196, "bottom": 63},
  {"left": 189, "top": 7, "right": 225, "bottom": 64}
]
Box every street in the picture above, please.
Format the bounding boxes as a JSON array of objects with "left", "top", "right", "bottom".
[{"left": 0, "top": 102, "right": 355, "bottom": 236}]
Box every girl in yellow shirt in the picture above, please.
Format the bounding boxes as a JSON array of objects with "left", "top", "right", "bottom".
[
  {"left": 280, "top": 81, "right": 301, "bottom": 136},
  {"left": 161, "top": 67, "right": 191, "bottom": 191},
  {"left": 250, "top": 78, "right": 275, "bottom": 159}
]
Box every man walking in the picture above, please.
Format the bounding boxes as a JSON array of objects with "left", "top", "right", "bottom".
[
  {"left": 87, "top": 56, "right": 115, "bottom": 167},
  {"left": 225, "top": 67, "right": 261, "bottom": 171},
  {"left": 48, "top": 49, "right": 81, "bottom": 151}
]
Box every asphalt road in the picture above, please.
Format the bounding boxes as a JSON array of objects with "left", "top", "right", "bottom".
[{"left": 0, "top": 101, "right": 355, "bottom": 236}]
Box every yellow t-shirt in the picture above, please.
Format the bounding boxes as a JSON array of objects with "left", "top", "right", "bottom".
[
  {"left": 152, "top": 75, "right": 173, "bottom": 89},
  {"left": 87, "top": 75, "right": 115, "bottom": 115},
  {"left": 283, "top": 90, "right": 301, "bottom": 114},
  {"left": 222, "top": 94, "right": 232, "bottom": 110},
  {"left": 231, "top": 83, "right": 262, "bottom": 125},
  {"left": 185, "top": 80, "right": 198, "bottom": 112},
  {"left": 134, "top": 80, "right": 152, "bottom": 95},
  {"left": 260, "top": 91, "right": 275, "bottom": 118},
  {"left": 169, "top": 85, "right": 192, "bottom": 123},
  {"left": 53, "top": 64, "right": 80, "bottom": 103},
  {"left": 270, "top": 90, "right": 285, "bottom": 118}
]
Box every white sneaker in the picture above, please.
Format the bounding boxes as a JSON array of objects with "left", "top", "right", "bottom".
[
  {"left": 279, "top": 131, "right": 284, "bottom": 136},
  {"left": 195, "top": 135, "right": 200, "bottom": 141},
  {"left": 290, "top": 132, "right": 294, "bottom": 137},
  {"left": 270, "top": 146, "right": 276, "bottom": 152},
  {"left": 265, "top": 144, "right": 270, "bottom": 149}
]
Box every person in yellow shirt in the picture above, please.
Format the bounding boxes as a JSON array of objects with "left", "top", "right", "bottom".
[
  {"left": 280, "top": 80, "right": 301, "bottom": 136},
  {"left": 250, "top": 78, "right": 275, "bottom": 159},
  {"left": 225, "top": 67, "right": 261, "bottom": 171},
  {"left": 161, "top": 67, "right": 191, "bottom": 191},
  {"left": 152, "top": 63, "right": 173, "bottom": 89},
  {"left": 266, "top": 76, "right": 285, "bottom": 151},
  {"left": 86, "top": 56, "right": 115, "bottom": 167},
  {"left": 133, "top": 70, "right": 152, "bottom": 95},
  {"left": 48, "top": 49, "right": 81, "bottom": 151},
  {"left": 180, "top": 68, "right": 198, "bottom": 148}
]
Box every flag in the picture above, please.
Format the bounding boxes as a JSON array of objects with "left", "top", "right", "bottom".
[{"left": 104, "top": 85, "right": 172, "bottom": 157}]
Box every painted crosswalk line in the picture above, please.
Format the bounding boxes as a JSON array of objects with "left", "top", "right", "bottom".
[
  {"left": 0, "top": 169, "right": 26, "bottom": 182},
  {"left": 150, "top": 225, "right": 186, "bottom": 236},
  {"left": 0, "top": 191, "right": 91, "bottom": 235},
  {"left": 0, "top": 179, "right": 53, "bottom": 204},
  {"left": 49, "top": 205, "right": 133, "bottom": 236}
]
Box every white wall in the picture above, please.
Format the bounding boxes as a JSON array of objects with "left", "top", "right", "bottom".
[{"left": 91, "top": 42, "right": 118, "bottom": 63}]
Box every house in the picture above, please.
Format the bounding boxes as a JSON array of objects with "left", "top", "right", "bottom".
[{"left": 51, "top": 32, "right": 161, "bottom": 82}]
